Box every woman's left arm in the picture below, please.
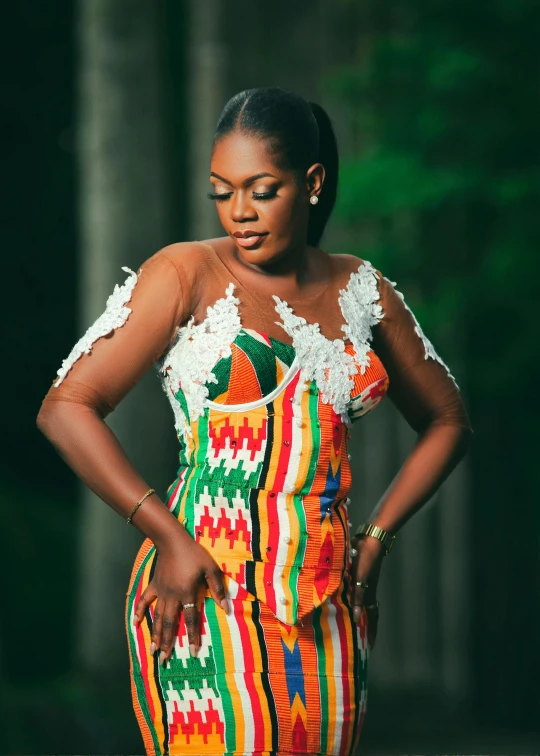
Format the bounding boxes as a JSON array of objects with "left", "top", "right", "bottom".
[
  {"left": 350, "top": 269, "right": 473, "bottom": 636},
  {"left": 367, "top": 271, "right": 473, "bottom": 534}
]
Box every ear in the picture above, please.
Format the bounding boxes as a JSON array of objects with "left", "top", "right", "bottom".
[{"left": 305, "top": 162, "right": 325, "bottom": 199}]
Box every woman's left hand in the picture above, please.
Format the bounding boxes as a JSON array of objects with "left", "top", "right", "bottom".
[{"left": 349, "top": 534, "right": 386, "bottom": 650}]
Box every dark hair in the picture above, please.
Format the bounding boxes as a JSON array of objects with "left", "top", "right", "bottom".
[{"left": 213, "top": 87, "right": 339, "bottom": 247}]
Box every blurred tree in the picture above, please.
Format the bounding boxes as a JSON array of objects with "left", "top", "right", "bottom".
[
  {"left": 75, "top": 0, "right": 185, "bottom": 675},
  {"left": 326, "top": 0, "right": 540, "bottom": 729}
]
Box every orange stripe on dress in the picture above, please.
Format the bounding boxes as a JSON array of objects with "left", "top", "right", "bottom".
[
  {"left": 346, "top": 344, "right": 388, "bottom": 394},
  {"left": 216, "top": 344, "right": 262, "bottom": 405},
  {"left": 126, "top": 539, "right": 156, "bottom": 754}
]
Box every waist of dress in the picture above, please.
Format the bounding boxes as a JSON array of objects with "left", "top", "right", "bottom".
[{"left": 173, "top": 466, "right": 351, "bottom": 499}]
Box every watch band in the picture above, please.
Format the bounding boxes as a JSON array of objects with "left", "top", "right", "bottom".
[{"left": 354, "top": 522, "right": 396, "bottom": 555}]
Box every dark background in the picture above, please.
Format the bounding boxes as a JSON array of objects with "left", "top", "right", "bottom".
[{"left": 1, "top": 1, "right": 539, "bottom": 754}]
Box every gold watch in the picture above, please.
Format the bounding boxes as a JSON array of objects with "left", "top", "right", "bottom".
[{"left": 354, "top": 522, "right": 396, "bottom": 555}]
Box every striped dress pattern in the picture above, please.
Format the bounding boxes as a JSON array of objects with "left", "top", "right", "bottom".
[{"left": 125, "top": 260, "right": 390, "bottom": 755}]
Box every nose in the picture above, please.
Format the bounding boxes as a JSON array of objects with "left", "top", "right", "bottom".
[{"left": 230, "top": 190, "right": 257, "bottom": 223}]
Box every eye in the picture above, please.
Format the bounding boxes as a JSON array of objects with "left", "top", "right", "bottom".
[
  {"left": 207, "top": 191, "right": 232, "bottom": 201},
  {"left": 252, "top": 189, "right": 278, "bottom": 200}
]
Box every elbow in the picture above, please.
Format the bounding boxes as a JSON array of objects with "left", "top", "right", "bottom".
[
  {"left": 455, "top": 424, "right": 474, "bottom": 460},
  {"left": 418, "top": 418, "right": 474, "bottom": 462},
  {"left": 36, "top": 405, "right": 54, "bottom": 437},
  {"left": 440, "top": 422, "right": 474, "bottom": 464},
  {"left": 36, "top": 399, "right": 88, "bottom": 441},
  {"left": 36, "top": 403, "right": 67, "bottom": 442}
]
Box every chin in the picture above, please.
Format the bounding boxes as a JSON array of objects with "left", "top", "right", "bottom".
[{"left": 238, "top": 249, "right": 276, "bottom": 266}]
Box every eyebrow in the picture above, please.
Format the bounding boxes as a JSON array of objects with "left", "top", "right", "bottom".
[{"left": 209, "top": 171, "right": 278, "bottom": 187}]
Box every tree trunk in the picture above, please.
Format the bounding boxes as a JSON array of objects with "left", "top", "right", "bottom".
[{"left": 75, "top": 0, "right": 176, "bottom": 673}]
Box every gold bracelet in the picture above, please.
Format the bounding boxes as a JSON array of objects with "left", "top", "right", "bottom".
[
  {"left": 127, "top": 488, "right": 156, "bottom": 525},
  {"left": 354, "top": 522, "right": 396, "bottom": 555}
]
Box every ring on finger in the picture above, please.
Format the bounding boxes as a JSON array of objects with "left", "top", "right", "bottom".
[
  {"left": 350, "top": 547, "right": 358, "bottom": 557},
  {"left": 183, "top": 602, "right": 197, "bottom": 609},
  {"left": 355, "top": 580, "right": 369, "bottom": 589}
]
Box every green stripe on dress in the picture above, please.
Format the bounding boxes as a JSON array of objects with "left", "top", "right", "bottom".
[
  {"left": 206, "top": 354, "right": 232, "bottom": 401},
  {"left": 204, "top": 598, "right": 236, "bottom": 754},
  {"left": 268, "top": 336, "right": 296, "bottom": 367},
  {"left": 313, "top": 603, "right": 330, "bottom": 750},
  {"left": 234, "top": 333, "right": 280, "bottom": 397}
]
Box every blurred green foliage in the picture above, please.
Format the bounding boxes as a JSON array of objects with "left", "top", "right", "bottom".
[
  {"left": 327, "top": 0, "right": 540, "bottom": 396},
  {"left": 325, "top": 0, "right": 540, "bottom": 729}
]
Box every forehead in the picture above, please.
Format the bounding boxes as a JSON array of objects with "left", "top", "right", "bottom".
[{"left": 210, "top": 130, "right": 289, "bottom": 180}]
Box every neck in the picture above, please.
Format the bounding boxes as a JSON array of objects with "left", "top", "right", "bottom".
[{"left": 233, "top": 240, "right": 313, "bottom": 285}]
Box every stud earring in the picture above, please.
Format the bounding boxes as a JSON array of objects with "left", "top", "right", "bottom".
[{"left": 309, "top": 195, "right": 319, "bottom": 205}]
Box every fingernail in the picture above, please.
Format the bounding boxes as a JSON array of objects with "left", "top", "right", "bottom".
[
  {"left": 132, "top": 616, "right": 138, "bottom": 626},
  {"left": 159, "top": 650, "right": 167, "bottom": 665},
  {"left": 150, "top": 642, "right": 156, "bottom": 655},
  {"left": 221, "top": 598, "right": 230, "bottom": 614},
  {"left": 189, "top": 643, "right": 198, "bottom": 657},
  {"left": 353, "top": 608, "right": 360, "bottom": 623}
]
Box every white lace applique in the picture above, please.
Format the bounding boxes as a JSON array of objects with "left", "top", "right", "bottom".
[
  {"left": 272, "top": 297, "right": 358, "bottom": 420},
  {"left": 383, "top": 276, "right": 458, "bottom": 385},
  {"left": 158, "top": 282, "right": 242, "bottom": 442},
  {"left": 53, "top": 266, "right": 139, "bottom": 387},
  {"left": 338, "top": 260, "right": 384, "bottom": 374}
]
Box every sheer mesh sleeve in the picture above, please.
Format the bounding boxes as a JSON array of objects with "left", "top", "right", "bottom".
[
  {"left": 40, "top": 249, "right": 189, "bottom": 419},
  {"left": 36, "top": 248, "right": 194, "bottom": 532},
  {"left": 372, "top": 273, "right": 472, "bottom": 434},
  {"left": 359, "top": 269, "right": 473, "bottom": 536}
]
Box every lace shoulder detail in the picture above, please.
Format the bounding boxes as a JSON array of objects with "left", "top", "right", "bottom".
[
  {"left": 53, "top": 266, "right": 138, "bottom": 387},
  {"left": 158, "top": 282, "right": 242, "bottom": 441},
  {"left": 338, "top": 260, "right": 384, "bottom": 374},
  {"left": 272, "top": 296, "right": 357, "bottom": 420},
  {"left": 383, "top": 276, "right": 457, "bottom": 384}
]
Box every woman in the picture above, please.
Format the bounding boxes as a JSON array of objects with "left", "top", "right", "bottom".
[{"left": 37, "top": 86, "right": 472, "bottom": 756}]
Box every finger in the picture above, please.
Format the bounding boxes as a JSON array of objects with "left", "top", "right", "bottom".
[
  {"left": 352, "top": 577, "right": 369, "bottom": 624},
  {"left": 348, "top": 542, "right": 359, "bottom": 579},
  {"left": 205, "top": 567, "right": 229, "bottom": 614},
  {"left": 182, "top": 600, "right": 200, "bottom": 658},
  {"left": 150, "top": 599, "right": 165, "bottom": 658},
  {"left": 158, "top": 603, "right": 180, "bottom": 665},
  {"left": 133, "top": 584, "right": 157, "bottom": 627},
  {"left": 365, "top": 606, "right": 379, "bottom": 650}
]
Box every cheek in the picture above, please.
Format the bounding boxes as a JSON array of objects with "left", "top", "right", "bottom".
[{"left": 270, "top": 197, "right": 303, "bottom": 235}]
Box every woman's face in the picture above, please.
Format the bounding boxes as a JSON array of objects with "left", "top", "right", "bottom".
[{"left": 209, "top": 130, "right": 324, "bottom": 268}]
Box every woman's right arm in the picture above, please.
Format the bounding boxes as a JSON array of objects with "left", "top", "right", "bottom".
[{"left": 36, "top": 245, "right": 229, "bottom": 660}]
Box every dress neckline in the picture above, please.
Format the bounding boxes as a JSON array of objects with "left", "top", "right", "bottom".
[{"left": 158, "top": 257, "right": 385, "bottom": 433}]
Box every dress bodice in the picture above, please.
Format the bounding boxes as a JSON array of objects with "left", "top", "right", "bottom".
[{"left": 154, "top": 270, "right": 390, "bottom": 624}]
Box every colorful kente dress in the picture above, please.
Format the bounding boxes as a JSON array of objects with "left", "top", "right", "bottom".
[{"left": 125, "top": 261, "right": 392, "bottom": 756}]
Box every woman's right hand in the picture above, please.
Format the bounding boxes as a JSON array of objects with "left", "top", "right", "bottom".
[{"left": 132, "top": 531, "right": 229, "bottom": 664}]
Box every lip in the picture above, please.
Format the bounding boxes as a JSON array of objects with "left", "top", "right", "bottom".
[
  {"left": 233, "top": 231, "right": 268, "bottom": 249},
  {"left": 233, "top": 229, "right": 267, "bottom": 238}
]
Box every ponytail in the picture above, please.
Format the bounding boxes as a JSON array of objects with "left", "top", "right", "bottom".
[{"left": 307, "top": 102, "right": 339, "bottom": 247}]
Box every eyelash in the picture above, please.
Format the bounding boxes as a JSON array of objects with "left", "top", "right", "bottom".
[{"left": 206, "top": 190, "right": 278, "bottom": 202}]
